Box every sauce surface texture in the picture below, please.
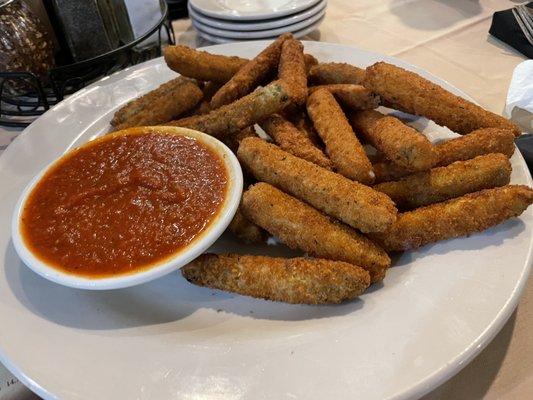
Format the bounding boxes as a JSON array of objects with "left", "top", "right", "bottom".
[{"left": 21, "top": 133, "right": 228, "bottom": 278}]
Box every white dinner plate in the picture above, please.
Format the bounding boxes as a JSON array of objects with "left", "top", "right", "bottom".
[
  {"left": 0, "top": 41, "right": 531, "bottom": 400},
  {"left": 188, "top": 0, "right": 326, "bottom": 31},
  {"left": 194, "top": 15, "right": 325, "bottom": 43},
  {"left": 189, "top": 0, "right": 322, "bottom": 21},
  {"left": 191, "top": 6, "right": 325, "bottom": 39}
]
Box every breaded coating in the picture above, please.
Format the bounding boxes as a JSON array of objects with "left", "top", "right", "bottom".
[
  {"left": 228, "top": 207, "right": 266, "bottom": 244},
  {"left": 436, "top": 127, "right": 515, "bottom": 166},
  {"left": 307, "top": 88, "right": 374, "bottom": 184},
  {"left": 211, "top": 34, "right": 291, "bottom": 108},
  {"left": 372, "top": 127, "right": 516, "bottom": 183},
  {"left": 242, "top": 183, "right": 390, "bottom": 282},
  {"left": 171, "top": 80, "right": 291, "bottom": 137},
  {"left": 350, "top": 110, "right": 437, "bottom": 172},
  {"left": 223, "top": 126, "right": 258, "bottom": 153},
  {"left": 191, "top": 81, "right": 223, "bottom": 115},
  {"left": 309, "top": 84, "right": 379, "bottom": 110},
  {"left": 260, "top": 114, "right": 332, "bottom": 169},
  {"left": 369, "top": 185, "right": 533, "bottom": 252},
  {"left": 292, "top": 113, "right": 323, "bottom": 146},
  {"left": 373, "top": 161, "right": 414, "bottom": 183},
  {"left": 374, "top": 153, "right": 512, "bottom": 210},
  {"left": 308, "top": 62, "right": 366, "bottom": 85},
  {"left": 110, "top": 77, "right": 203, "bottom": 130},
  {"left": 278, "top": 39, "right": 307, "bottom": 105},
  {"left": 182, "top": 254, "right": 370, "bottom": 304},
  {"left": 164, "top": 45, "right": 247, "bottom": 83},
  {"left": 304, "top": 53, "right": 319, "bottom": 73},
  {"left": 363, "top": 62, "right": 520, "bottom": 136},
  {"left": 237, "top": 137, "right": 397, "bottom": 233}
]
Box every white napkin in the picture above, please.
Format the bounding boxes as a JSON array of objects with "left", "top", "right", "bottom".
[{"left": 505, "top": 60, "right": 533, "bottom": 133}]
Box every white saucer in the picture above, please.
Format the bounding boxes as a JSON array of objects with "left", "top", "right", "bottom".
[
  {"left": 194, "top": 15, "right": 325, "bottom": 43},
  {"left": 189, "top": 0, "right": 322, "bottom": 21},
  {"left": 191, "top": 7, "right": 325, "bottom": 39},
  {"left": 188, "top": 0, "right": 326, "bottom": 31}
]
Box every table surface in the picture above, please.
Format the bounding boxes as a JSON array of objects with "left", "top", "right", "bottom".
[{"left": 0, "top": 1, "right": 531, "bottom": 399}]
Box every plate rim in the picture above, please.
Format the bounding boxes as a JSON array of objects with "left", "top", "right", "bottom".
[
  {"left": 188, "top": 0, "right": 327, "bottom": 31},
  {"left": 191, "top": 7, "right": 325, "bottom": 38},
  {"left": 0, "top": 40, "right": 531, "bottom": 400},
  {"left": 194, "top": 15, "right": 325, "bottom": 43},
  {"left": 189, "top": 0, "right": 323, "bottom": 21}
]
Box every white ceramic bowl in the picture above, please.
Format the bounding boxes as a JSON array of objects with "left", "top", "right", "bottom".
[{"left": 11, "top": 126, "right": 243, "bottom": 290}]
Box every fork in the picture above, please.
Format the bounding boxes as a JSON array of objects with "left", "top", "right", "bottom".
[{"left": 513, "top": 4, "right": 533, "bottom": 46}]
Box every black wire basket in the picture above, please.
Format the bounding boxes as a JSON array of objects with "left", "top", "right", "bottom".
[{"left": 0, "top": 3, "right": 175, "bottom": 127}]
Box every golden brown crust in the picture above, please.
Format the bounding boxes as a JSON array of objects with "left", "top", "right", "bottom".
[
  {"left": 369, "top": 185, "right": 533, "bottom": 251},
  {"left": 309, "top": 62, "right": 366, "bottom": 85},
  {"left": 170, "top": 80, "right": 291, "bottom": 137},
  {"left": 363, "top": 62, "right": 521, "bottom": 136},
  {"left": 350, "top": 110, "right": 437, "bottom": 172},
  {"left": 227, "top": 207, "right": 266, "bottom": 244},
  {"left": 242, "top": 183, "right": 390, "bottom": 282},
  {"left": 278, "top": 39, "right": 307, "bottom": 105},
  {"left": 237, "top": 137, "right": 397, "bottom": 233},
  {"left": 110, "top": 77, "right": 203, "bottom": 130},
  {"left": 309, "top": 84, "right": 380, "bottom": 110},
  {"left": 211, "top": 34, "right": 292, "bottom": 108},
  {"left": 303, "top": 53, "right": 319, "bottom": 73},
  {"left": 372, "top": 161, "right": 412, "bottom": 183},
  {"left": 436, "top": 128, "right": 515, "bottom": 166},
  {"left": 223, "top": 126, "right": 258, "bottom": 153},
  {"left": 182, "top": 253, "right": 370, "bottom": 304},
  {"left": 307, "top": 88, "right": 374, "bottom": 184},
  {"left": 372, "top": 127, "right": 517, "bottom": 183},
  {"left": 374, "top": 153, "right": 512, "bottom": 209},
  {"left": 260, "top": 114, "right": 332, "bottom": 169},
  {"left": 164, "top": 45, "right": 247, "bottom": 83}
]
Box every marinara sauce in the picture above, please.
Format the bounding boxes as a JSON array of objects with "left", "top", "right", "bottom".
[{"left": 20, "top": 132, "right": 228, "bottom": 278}]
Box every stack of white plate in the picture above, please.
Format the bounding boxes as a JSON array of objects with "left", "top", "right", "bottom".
[{"left": 188, "top": 0, "right": 327, "bottom": 43}]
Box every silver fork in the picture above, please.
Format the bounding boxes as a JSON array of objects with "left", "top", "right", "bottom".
[{"left": 513, "top": 5, "right": 533, "bottom": 46}]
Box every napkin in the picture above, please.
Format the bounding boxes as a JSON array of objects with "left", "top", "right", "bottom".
[
  {"left": 489, "top": 3, "right": 533, "bottom": 59},
  {"left": 505, "top": 60, "right": 533, "bottom": 133},
  {"left": 507, "top": 60, "right": 533, "bottom": 169}
]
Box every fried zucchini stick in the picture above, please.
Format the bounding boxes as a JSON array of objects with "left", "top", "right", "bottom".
[
  {"left": 110, "top": 77, "right": 203, "bottom": 130},
  {"left": 171, "top": 80, "right": 291, "bottom": 137},
  {"left": 278, "top": 39, "right": 307, "bottom": 105},
  {"left": 237, "top": 137, "right": 397, "bottom": 233},
  {"left": 372, "top": 161, "right": 416, "bottom": 184},
  {"left": 309, "top": 84, "right": 380, "bottom": 110},
  {"left": 164, "top": 45, "right": 247, "bottom": 83},
  {"left": 223, "top": 126, "right": 258, "bottom": 153},
  {"left": 242, "top": 183, "right": 390, "bottom": 282},
  {"left": 211, "top": 34, "right": 291, "bottom": 108},
  {"left": 309, "top": 62, "right": 366, "bottom": 85},
  {"left": 192, "top": 81, "right": 223, "bottom": 115},
  {"left": 165, "top": 45, "right": 320, "bottom": 84},
  {"left": 307, "top": 88, "right": 374, "bottom": 184},
  {"left": 182, "top": 254, "right": 370, "bottom": 304},
  {"left": 350, "top": 110, "right": 437, "bottom": 172},
  {"left": 370, "top": 185, "right": 533, "bottom": 251},
  {"left": 372, "top": 127, "right": 516, "bottom": 183},
  {"left": 293, "top": 113, "right": 322, "bottom": 145},
  {"left": 228, "top": 207, "right": 266, "bottom": 244},
  {"left": 374, "top": 153, "right": 512, "bottom": 209},
  {"left": 304, "top": 53, "right": 319, "bottom": 73},
  {"left": 260, "top": 114, "right": 332, "bottom": 169},
  {"left": 364, "top": 62, "right": 520, "bottom": 136},
  {"left": 436, "top": 127, "right": 515, "bottom": 166}
]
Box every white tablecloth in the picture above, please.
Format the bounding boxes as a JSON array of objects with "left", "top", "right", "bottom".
[{"left": 1, "top": 1, "right": 531, "bottom": 399}]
